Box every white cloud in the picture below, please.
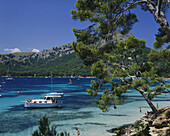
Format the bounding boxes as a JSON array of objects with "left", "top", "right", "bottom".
[
  {"left": 32, "top": 49, "right": 40, "bottom": 53},
  {"left": 4, "top": 48, "right": 21, "bottom": 53}
]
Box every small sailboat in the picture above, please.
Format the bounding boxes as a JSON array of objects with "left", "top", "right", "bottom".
[
  {"left": 44, "top": 73, "right": 48, "bottom": 78},
  {"left": 6, "top": 68, "right": 13, "bottom": 80}
]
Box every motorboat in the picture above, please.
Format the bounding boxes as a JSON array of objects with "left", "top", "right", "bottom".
[
  {"left": 24, "top": 92, "right": 64, "bottom": 108},
  {"left": 6, "top": 77, "right": 13, "bottom": 80}
]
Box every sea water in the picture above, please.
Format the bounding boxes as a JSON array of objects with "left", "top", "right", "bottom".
[{"left": 0, "top": 77, "right": 169, "bottom": 136}]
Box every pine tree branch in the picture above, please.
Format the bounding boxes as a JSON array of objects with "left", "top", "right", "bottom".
[
  {"left": 157, "top": 0, "right": 162, "bottom": 16},
  {"left": 156, "top": 80, "right": 170, "bottom": 92},
  {"left": 121, "top": 77, "right": 157, "bottom": 113},
  {"left": 112, "top": 0, "right": 170, "bottom": 40}
]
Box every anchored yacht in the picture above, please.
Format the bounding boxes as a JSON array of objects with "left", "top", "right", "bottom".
[{"left": 24, "top": 92, "right": 64, "bottom": 108}]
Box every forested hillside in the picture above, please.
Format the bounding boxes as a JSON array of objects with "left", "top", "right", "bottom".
[
  {"left": 1, "top": 34, "right": 167, "bottom": 77},
  {"left": 0, "top": 44, "right": 91, "bottom": 77}
]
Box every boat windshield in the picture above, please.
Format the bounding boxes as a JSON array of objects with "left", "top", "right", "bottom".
[{"left": 44, "top": 97, "right": 52, "bottom": 100}]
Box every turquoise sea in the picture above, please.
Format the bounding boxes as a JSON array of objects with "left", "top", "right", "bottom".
[{"left": 0, "top": 77, "right": 170, "bottom": 136}]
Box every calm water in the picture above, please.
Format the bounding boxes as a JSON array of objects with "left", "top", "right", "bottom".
[{"left": 0, "top": 77, "right": 169, "bottom": 136}]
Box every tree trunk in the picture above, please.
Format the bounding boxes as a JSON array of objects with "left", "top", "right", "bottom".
[
  {"left": 154, "top": 11, "right": 170, "bottom": 41},
  {"left": 126, "top": 83, "right": 158, "bottom": 113},
  {"left": 138, "top": 89, "right": 158, "bottom": 113}
]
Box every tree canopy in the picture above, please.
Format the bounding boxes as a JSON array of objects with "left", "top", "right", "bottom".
[
  {"left": 32, "top": 115, "right": 70, "bottom": 136},
  {"left": 71, "top": 0, "right": 170, "bottom": 48},
  {"left": 71, "top": 0, "right": 170, "bottom": 113}
]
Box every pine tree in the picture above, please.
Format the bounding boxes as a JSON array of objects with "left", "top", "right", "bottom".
[
  {"left": 32, "top": 115, "right": 70, "bottom": 136},
  {"left": 71, "top": 0, "right": 170, "bottom": 114},
  {"left": 71, "top": 0, "right": 170, "bottom": 48}
]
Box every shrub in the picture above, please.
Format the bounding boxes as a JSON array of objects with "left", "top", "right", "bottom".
[
  {"left": 134, "top": 123, "right": 151, "bottom": 136},
  {"left": 32, "top": 115, "right": 70, "bottom": 136},
  {"left": 165, "top": 111, "right": 170, "bottom": 119},
  {"left": 165, "top": 125, "right": 170, "bottom": 136}
]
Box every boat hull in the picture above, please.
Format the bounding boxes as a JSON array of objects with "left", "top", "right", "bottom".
[{"left": 24, "top": 102, "right": 62, "bottom": 108}]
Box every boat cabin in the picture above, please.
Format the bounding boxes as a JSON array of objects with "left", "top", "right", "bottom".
[{"left": 24, "top": 92, "right": 64, "bottom": 108}]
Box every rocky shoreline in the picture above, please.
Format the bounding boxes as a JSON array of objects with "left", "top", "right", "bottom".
[{"left": 110, "top": 106, "right": 170, "bottom": 136}]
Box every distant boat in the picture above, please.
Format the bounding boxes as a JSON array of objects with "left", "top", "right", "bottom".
[
  {"left": 24, "top": 92, "right": 64, "bottom": 108},
  {"left": 6, "top": 68, "right": 13, "bottom": 80},
  {"left": 6, "top": 77, "right": 13, "bottom": 80},
  {"left": 44, "top": 73, "right": 48, "bottom": 78}
]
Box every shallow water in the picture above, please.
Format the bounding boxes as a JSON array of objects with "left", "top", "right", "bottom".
[{"left": 0, "top": 77, "right": 169, "bottom": 136}]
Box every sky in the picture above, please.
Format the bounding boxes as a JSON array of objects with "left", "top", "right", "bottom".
[{"left": 0, "top": 0, "right": 169, "bottom": 54}]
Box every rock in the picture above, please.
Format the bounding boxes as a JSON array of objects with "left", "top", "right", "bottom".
[{"left": 110, "top": 106, "right": 170, "bottom": 136}]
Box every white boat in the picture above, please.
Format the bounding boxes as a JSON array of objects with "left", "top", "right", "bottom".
[
  {"left": 6, "top": 77, "right": 13, "bottom": 80},
  {"left": 6, "top": 67, "right": 13, "bottom": 80},
  {"left": 24, "top": 92, "right": 64, "bottom": 108}
]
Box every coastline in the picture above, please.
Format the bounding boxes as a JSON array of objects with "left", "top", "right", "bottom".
[{"left": 110, "top": 106, "right": 170, "bottom": 136}]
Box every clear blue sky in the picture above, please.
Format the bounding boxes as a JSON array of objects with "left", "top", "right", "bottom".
[{"left": 0, "top": 0, "right": 169, "bottom": 54}]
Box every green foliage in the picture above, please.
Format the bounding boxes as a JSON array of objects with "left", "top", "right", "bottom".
[
  {"left": 159, "top": 125, "right": 170, "bottom": 136},
  {"left": 71, "top": 0, "right": 138, "bottom": 35},
  {"left": 32, "top": 115, "right": 70, "bottom": 136},
  {"left": 148, "top": 49, "right": 170, "bottom": 77},
  {"left": 57, "top": 132, "right": 70, "bottom": 136},
  {"left": 72, "top": 0, "right": 170, "bottom": 48},
  {"left": 0, "top": 52, "right": 91, "bottom": 77},
  {"left": 91, "top": 61, "right": 107, "bottom": 79},
  {"left": 153, "top": 28, "right": 169, "bottom": 49},
  {"left": 166, "top": 83, "right": 170, "bottom": 88},
  {"left": 7, "top": 54, "right": 15, "bottom": 59},
  {"left": 86, "top": 80, "right": 102, "bottom": 97},
  {"left": 72, "top": 7, "right": 169, "bottom": 113},
  {"left": 86, "top": 88, "right": 98, "bottom": 97},
  {"left": 90, "top": 80, "right": 102, "bottom": 89},
  {"left": 166, "top": 125, "right": 170, "bottom": 136},
  {"left": 166, "top": 111, "right": 170, "bottom": 119},
  {"left": 32, "top": 115, "right": 57, "bottom": 136},
  {"left": 96, "top": 93, "right": 112, "bottom": 112},
  {"left": 0, "top": 63, "right": 7, "bottom": 75},
  {"left": 134, "top": 123, "right": 151, "bottom": 136}
]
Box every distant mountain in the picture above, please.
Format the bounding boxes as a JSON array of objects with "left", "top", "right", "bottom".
[
  {"left": 0, "top": 32, "right": 156, "bottom": 77},
  {"left": 0, "top": 43, "right": 91, "bottom": 77}
]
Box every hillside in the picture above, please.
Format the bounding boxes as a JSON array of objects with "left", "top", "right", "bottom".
[
  {"left": 0, "top": 43, "right": 91, "bottom": 77},
  {"left": 0, "top": 32, "right": 159, "bottom": 77}
]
